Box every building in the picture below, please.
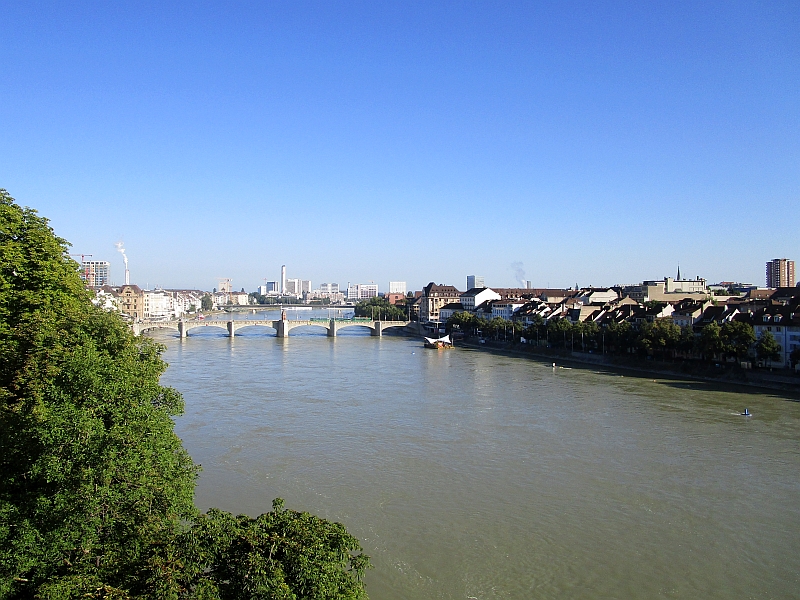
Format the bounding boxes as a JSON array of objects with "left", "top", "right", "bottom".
[
  {"left": 663, "top": 277, "right": 707, "bottom": 294},
  {"left": 492, "top": 301, "right": 525, "bottom": 320},
  {"left": 347, "top": 283, "right": 378, "bottom": 300},
  {"left": 438, "top": 303, "right": 464, "bottom": 322},
  {"left": 118, "top": 284, "right": 144, "bottom": 321},
  {"left": 261, "top": 281, "right": 280, "bottom": 294},
  {"left": 386, "top": 292, "right": 406, "bottom": 305},
  {"left": 389, "top": 281, "right": 407, "bottom": 294},
  {"left": 466, "top": 275, "right": 485, "bottom": 290},
  {"left": 281, "top": 265, "right": 286, "bottom": 294},
  {"left": 766, "top": 258, "right": 795, "bottom": 288},
  {"left": 300, "top": 280, "right": 312, "bottom": 294},
  {"left": 420, "top": 282, "right": 462, "bottom": 323},
  {"left": 751, "top": 303, "right": 800, "bottom": 368},
  {"left": 624, "top": 278, "right": 708, "bottom": 303},
  {"left": 81, "top": 260, "right": 110, "bottom": 287},
  {"left": 143, "top": 289, "right": 170, "bottom": 320},
  {"left": 460, "top": 287, "right": 501, "bottom": 311},
  {"left": 285, "top": 278, "right": 301, "bottom": 296},
  {"left": 319, "top": 283, "right": 339, "bottom": 294}
]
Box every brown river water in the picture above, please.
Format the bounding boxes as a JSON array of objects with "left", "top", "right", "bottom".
[{"left": 152, "top": 310, "right": 800, "bottom": 599}]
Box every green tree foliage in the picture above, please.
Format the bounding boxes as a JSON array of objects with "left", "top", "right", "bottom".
[
  {"left": 790, "top": 347, "right": 800, "bottom": 368},
  {"left": 446, "top": 311, "right": 478, "bottom": 334},
  {"left": 698, "top": 321, "right": 725, "bottom": 359},
  {"left": 546, "top": 318, "right": 573, "bottom": 349},
  {"left": 638, "top": 319, "right": 681, "bottom": 357},
  {"left": 720, "top": 321, "right": 756, "bottom": 359},
  {"left": 604, "top": 321, "right": 634, "bottom": 354},
  {"left": 755, "top": 331, "right": 781, "bottom": 365},
  {"left": 353, "top": 297, "right": 405, "bottom": 321},
  {"left": 0, "top": 190, "right": 369, "bottom": 599},
  {"left": 178, "top": 500, "right": 369, "bottom": 599},
  {"left": 200, "top": 294, "right": 213, "bottom": 311}
]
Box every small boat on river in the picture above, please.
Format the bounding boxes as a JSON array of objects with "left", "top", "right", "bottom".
[{"left": 424, "top": 334, "right": 454, "bottom": 349}]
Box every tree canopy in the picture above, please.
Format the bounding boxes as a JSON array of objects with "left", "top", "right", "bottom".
[
  {"left": 0, "top": 190, "right": 369, "bottom": 599},
  {"left": 353, "top": 297, "right": 405, "bottom": 321}
]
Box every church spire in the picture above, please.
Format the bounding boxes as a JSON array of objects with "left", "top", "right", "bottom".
[{"left": 677, "top": 263, "right": 681, "bottom": 280}]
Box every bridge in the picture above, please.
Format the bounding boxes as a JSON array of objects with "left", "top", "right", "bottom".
[{"left": 131, "top": 318, "right": 412, "bottom": 338}]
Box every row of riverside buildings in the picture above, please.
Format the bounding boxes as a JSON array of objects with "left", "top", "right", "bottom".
[
  {"left": 92, "top": 285, "right": 210, "bottom": 321},
  {"left": 410, "top": 275, "right": 800, "bottom": 370}
]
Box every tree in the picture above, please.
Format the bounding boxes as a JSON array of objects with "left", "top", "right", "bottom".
[
  {"left": 638, "top": 319, "right": 681, "bottom": 358},
  {"left": 0, "top": 190, "right": 370, "bottom": 598},
  {"left": 354, "top": 296, "right": 405, "bottom": 321},
  {"left": 756, "top": 331, "right": 781, "bottom": 367},
  {"left": 790, "top": 347, "right": 800, "bottom": 369},
  {"left": 720, "top": 321, "right": 756, "bottom": 360},
  {"left": 698, "top": 322, "right": 725, "bottom": 360},
  {"left": 201, "top": 294, "right": 213, "bottom": 311},
  {"left": 446, "top": 311, "right": 478, "bottom": 335},
  {"left": 605, "top": 321, "right": 635, "bottom": 354},
  {"left": 546, "top": 317, "right": 573, "bottom": 349}
]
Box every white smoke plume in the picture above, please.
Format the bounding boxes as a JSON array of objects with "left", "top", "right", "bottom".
[
  {"left": 115, "top": 241, "right": 128, "bottom": 267},
  {"left": 511, "top": 261, "right": 526, "bottom": 287}
]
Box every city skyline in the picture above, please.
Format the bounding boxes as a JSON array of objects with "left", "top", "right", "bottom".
[{"left": 1, "top": 2, "right": 797, "bottom": 290}]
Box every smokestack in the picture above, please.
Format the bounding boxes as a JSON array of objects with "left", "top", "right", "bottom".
[
  {"left": 281, "top": 265, "right": 286, "bottom": 295},
  {"left": 115, "top": 242, "right": 130, "bottom": 285}
]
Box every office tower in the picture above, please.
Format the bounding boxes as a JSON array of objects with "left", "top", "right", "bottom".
[
  {"left": 319, "top": 283, "right": 339, "bottom": 294},
  {"left": 466, "top": 275, "right": 485, "bottom": 290},
  {"left": 347, "top": 283, "right": 378, "bottom": 300},
  {"left": 285, "top": 278, "right": 300, "bottom": 295},
  {"left": 766, "top": 258, "right": 795, "bottom": 288},
  {"left": 389, "top": 281, "right": 407, "bottom": 294},
  {"left": 281, "top": 265, "right": 287, "bottom": 294}
]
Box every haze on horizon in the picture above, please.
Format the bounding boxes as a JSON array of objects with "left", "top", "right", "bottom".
[{"left": 1, "top": 1, "right": 797, "bottom": 292}]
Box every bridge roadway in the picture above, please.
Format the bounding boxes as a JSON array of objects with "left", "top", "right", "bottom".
[{"left": 131, "top": 318, "right": 412, "bottom": 338}]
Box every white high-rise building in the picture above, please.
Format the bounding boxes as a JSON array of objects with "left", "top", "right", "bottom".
[
  {"left": 319, "top": 283, "right": 339, "bottom": 294},
  {"left": 389, "top": 281, "right": 407, "bottom": 294},
  {"left": 300, "top": 280, "right": 312, "bottom": 293},
  {"left": 285, "top": 278, "right": 301, "bottom": 295},
  {"left": 347, "top": 283, "right": 379, "bottom": 300},
  {"left": 466, "top": 275, "right": 485, "bottom": 290},
  {"left": 281, "top": 265, "right": 287, "bottom": 294},
  {"left": 81, "top": 260, "right": 110, "bottom": 287}
]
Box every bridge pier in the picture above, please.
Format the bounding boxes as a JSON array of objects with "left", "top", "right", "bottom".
[
  {"left": 227, "top": 321, "right": 235, "bottom": 337},
  {"left": 178, "top": 320, "right": 186, "bottom": 338},
  {"left": 275, "top": 319, "right": 289, "bottom": 338},
  {"left": 328, "top": 318, "right": 336, "bottom": 337},
  {"left": 371, "top": 321, "right": 382, "bottom": 337}
]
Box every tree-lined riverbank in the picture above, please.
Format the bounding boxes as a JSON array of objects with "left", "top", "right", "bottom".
[{"left": 456, "top": 338, "right": 800, "bottom": 396}]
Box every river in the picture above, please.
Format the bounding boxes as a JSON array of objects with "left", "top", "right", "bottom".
[{"left": 153, "top": 309, "right": 800, "bottom": 599}]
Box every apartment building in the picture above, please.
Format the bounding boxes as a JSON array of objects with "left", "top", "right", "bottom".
[
  {"left": 420, "top": 282, "right": 462, "bottom": 322},
  {"left": 766, "top": 258, "right": 795, "bottom": 288}
]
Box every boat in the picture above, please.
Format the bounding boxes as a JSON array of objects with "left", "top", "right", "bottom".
[{"left": 424, "top": 334, "right": 454, "bottom": 349}]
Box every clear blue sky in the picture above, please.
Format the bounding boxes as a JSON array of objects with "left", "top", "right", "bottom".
[{"left": 1, "top": 1, "right": 798, "bottom": 291}]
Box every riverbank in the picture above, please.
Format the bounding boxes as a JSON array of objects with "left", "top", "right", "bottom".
[{"left": 457, "top": 339, "right": 800, "bottom": 397}]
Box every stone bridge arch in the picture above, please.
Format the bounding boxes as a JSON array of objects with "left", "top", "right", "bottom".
[{"left": 132, "top": 318, "right": 412, "bottom": 338}]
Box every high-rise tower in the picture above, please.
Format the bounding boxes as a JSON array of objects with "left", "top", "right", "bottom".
[
  {"left": 466, "top": 275, "right": 485, "bottom": 290},
  {"left": 766, "top": 258, "right": 795, "bottom": 288},
  {"left": 281, "top": 265, "right": 287, "bottom": 295}
]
